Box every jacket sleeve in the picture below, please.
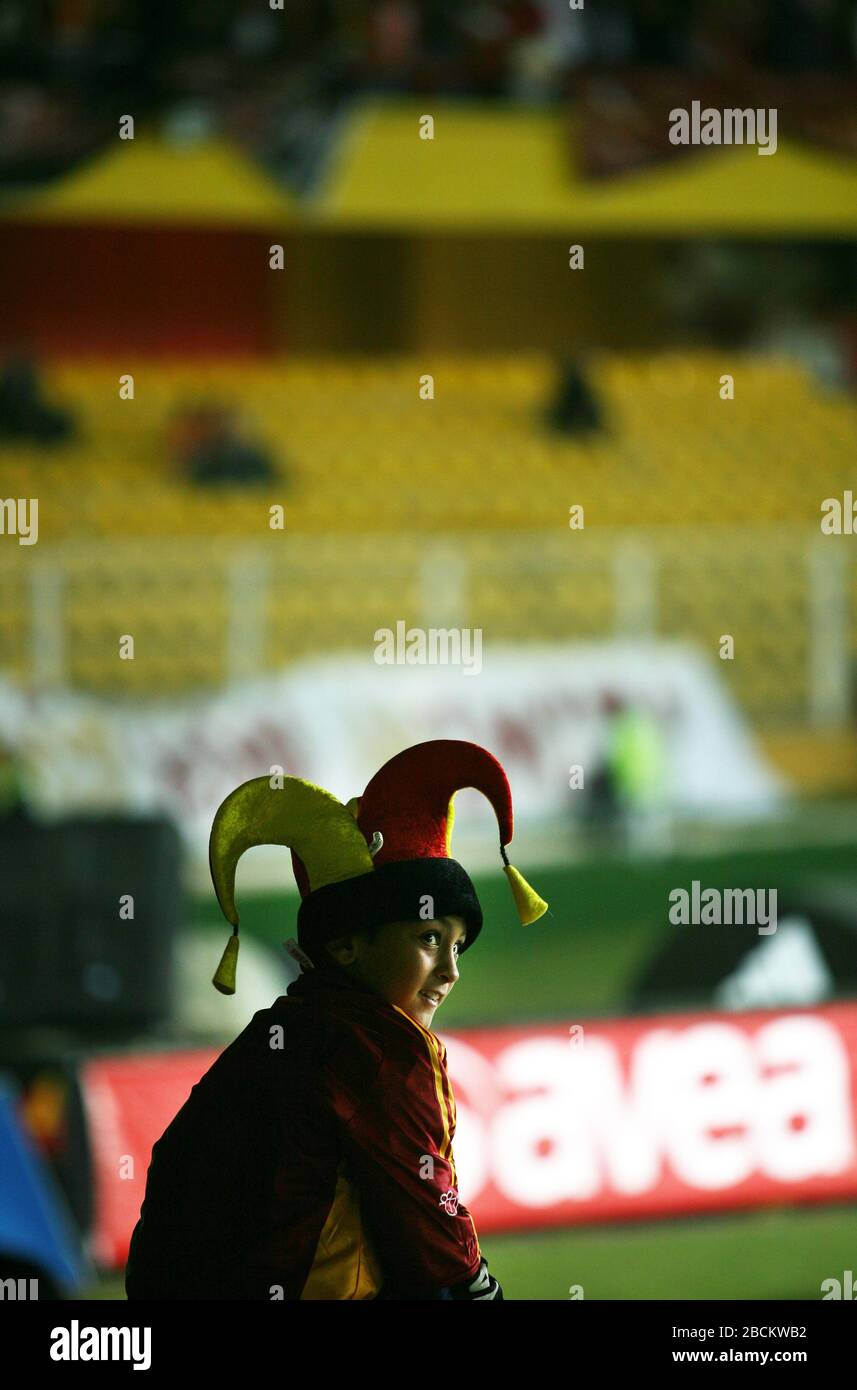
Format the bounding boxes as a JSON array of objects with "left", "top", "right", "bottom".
[{"left": 327, "top": 1017, "right": 484, "bottom": 1297}]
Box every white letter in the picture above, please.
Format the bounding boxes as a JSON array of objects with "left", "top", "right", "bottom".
[
  {"left": 667, "top": 1024, "right": 755, "bottom": 1188},
  {"left": 18, "top": 498, "right": 37, "bottom": 545},
  {"left": 406, "top": 628, "right": 426, "bottom": 665},
  {"left": 669, "top": 888, "right": 688, "bottom": 925},
  {"left": 668, "top": 109, "right": 689, "bottom": 146},
  {"left": 50, "top": 1328, "right": 70, "bottom": 1361},
  {"left": 699, "top": 108, "right": 720, "bottom": 145},
  {"left": 374, "top": 628, "right": 394, "bottom": 664},
  {"left": 756, "top": 888, "right": 777, "bottom": 935},
  {"left": 755, "top": 1016, "right": 854, "bottom": 1180},
  {"left": 820, "top": 498, "right": 841, "bottom": 534},
  {"left": 757, "top": 108, "right": 777, "bottom": 155},
  {"left": 134, "top": 1328, "right": 151, "bottom": 1372},
  {"left": 464, "top": 627, "right": 482, "bottom": 676}
]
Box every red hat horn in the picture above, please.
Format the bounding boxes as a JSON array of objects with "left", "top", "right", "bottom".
[
  {"left": 354, "top": 739, "right": 547, "bottom": 925},
  {"left": 356, "top": 739, "right": 511, "bottom": 864}
]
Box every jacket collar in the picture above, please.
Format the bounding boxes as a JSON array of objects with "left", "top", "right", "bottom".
[
  {"left": 285, "top": 964, "right": 379, "bottom": 1005},
  {"left": 282, "top": 965, "right": 442, "bottom": 1044}
]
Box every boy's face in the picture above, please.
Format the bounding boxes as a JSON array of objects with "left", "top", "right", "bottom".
[{"left": 324, "top": 915, "right": 466, "bottom": 1026}]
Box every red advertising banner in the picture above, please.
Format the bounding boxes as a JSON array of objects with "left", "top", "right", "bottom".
[{"left": 81, "top": 1003, "right": 857, "bottom": 1270}]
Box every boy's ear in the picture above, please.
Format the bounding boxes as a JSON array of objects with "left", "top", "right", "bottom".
[{"left": 324, "top": 930, "right": 364, "bottom": 965}]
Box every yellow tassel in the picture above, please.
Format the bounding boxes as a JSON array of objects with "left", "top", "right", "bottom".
[
  {"left": 213, "top": 932, "right": 239, "bottom": 994},
  {"left": 504, "top": 864, "right": 548, "bottom": 925}
]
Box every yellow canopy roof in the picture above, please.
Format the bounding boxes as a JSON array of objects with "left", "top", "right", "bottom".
[
  {"left": 1, "top": 134, "right": 297, "bottom": 227},
  {"left": 5, "top": 103, "right": 855, "bottom": 235},
  {"left": 317, "top": 99, "right": 857, "bottom": 235}
]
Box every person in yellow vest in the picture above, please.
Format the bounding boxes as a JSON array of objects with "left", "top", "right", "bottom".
[
  {"left": 604, "top": 696, "right": 669, "bottom": 854},
  {"left": 0, "top": 737, "right": 31, "bottom": 823}
]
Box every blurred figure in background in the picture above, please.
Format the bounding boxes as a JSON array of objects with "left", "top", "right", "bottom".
[
  {"left": 0, "top": 354, "right": 75, "bottom": 445},
  {"left": 544, "top": 353, "right": 606, "bottom": 437},
  {"left": 169, "top": 402, "right": 280, "bottom": 488},
  {"left": 581, "top": 692, "right": 670, "bottom": 855},
  {"left": 0, "top": 735, "right": 32, "bottom": 824}
]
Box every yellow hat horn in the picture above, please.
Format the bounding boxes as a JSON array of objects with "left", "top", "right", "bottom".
[{"left": 209, "top": 776, "right": 375, "bottom": 995}]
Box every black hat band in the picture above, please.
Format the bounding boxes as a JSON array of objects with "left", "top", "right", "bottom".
[{"left": 297, "top": 857, "right": 482, "bottom": 954}]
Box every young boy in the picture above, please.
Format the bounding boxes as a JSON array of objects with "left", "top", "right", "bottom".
[{"left": 125, "top": 739, "right": 546, "bottom": 1300}]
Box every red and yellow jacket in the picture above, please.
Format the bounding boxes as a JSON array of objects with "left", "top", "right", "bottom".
[{"left": 125, "top": 965, "right": 483, "bottom": 1299}]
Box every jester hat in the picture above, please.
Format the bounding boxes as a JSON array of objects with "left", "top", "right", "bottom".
[{"left": 209, "top": 739, "right": 548, "bottom": 994}]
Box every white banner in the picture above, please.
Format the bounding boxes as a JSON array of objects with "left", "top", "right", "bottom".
[{"left": 0, "top": 641, "right": 786, "bottom": 870}]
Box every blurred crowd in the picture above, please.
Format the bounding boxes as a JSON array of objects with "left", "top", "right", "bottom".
[
  {"left": 1, "top": 1, "right": 855, "bottom": 189},
  {"left": 167, "top": 401, "right": 280, "bottom": 488},
  {"left": 0, "top": 351, "right": 285, "bottom": 487},
  {"left": 0, "top": 353, "right": 75, "bottom": 443}
]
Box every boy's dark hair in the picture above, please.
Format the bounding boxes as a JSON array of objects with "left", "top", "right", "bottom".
[
  {"left": 314, "top": 919, "right": 385, "bottom": 974},
  {"left": 315, "top": 916, "right": 440, "bottom": 974}
]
